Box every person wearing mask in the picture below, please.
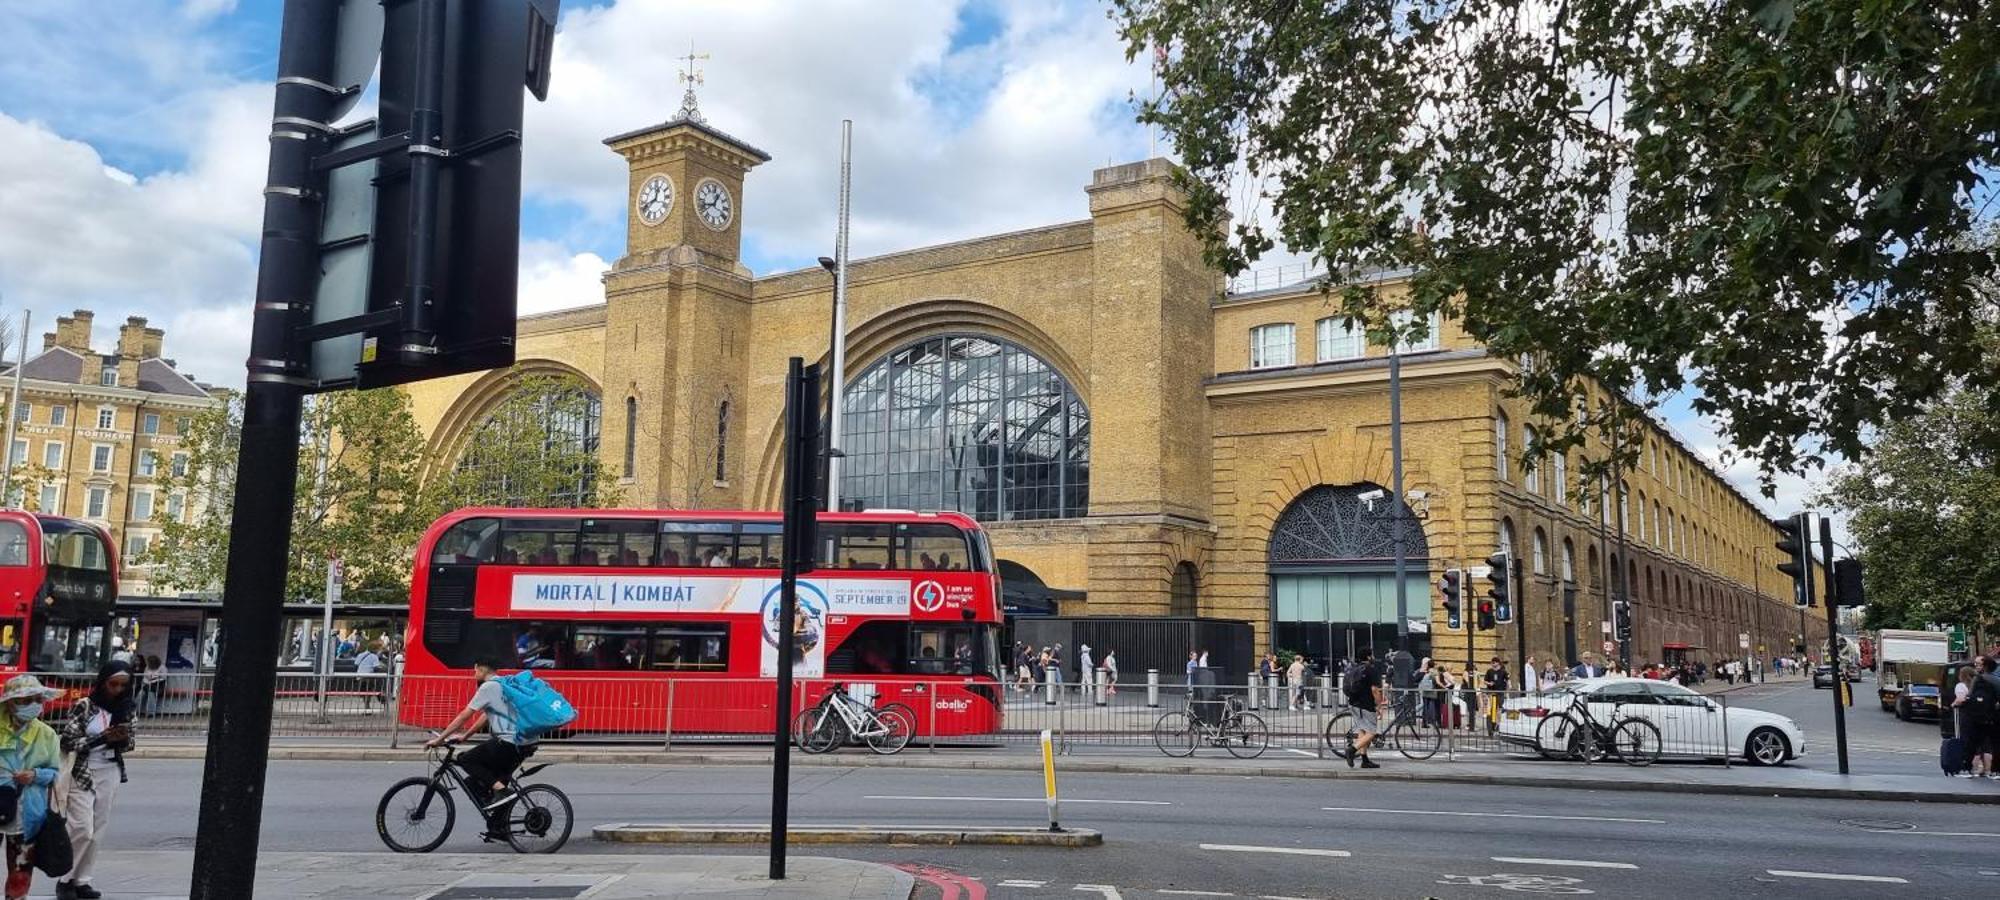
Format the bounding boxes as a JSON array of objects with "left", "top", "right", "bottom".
[
  {"left": 56, "top": 662, "right": 136, "bottom": 900},
  {"left": 0, "top": 676, "right": 61, "bottom": 900}
]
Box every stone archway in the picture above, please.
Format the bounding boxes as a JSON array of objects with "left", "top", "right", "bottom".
[
  {"left": 1265, "top": 483, "right": 1432, "bottom": 671},
  {"left": 422, "top": 359, "right": 604, "bottom": 484}
]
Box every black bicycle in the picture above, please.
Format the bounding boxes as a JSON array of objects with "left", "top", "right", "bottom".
[
  {"left": 1533, "top": 690, "right": 1662, "bottom": 767},
  {"left": 376, "top": 735, "right": 574, "bottom": 853},
  {"left": 1324, "top": 693, "right": 1442, "bottom": 760}
]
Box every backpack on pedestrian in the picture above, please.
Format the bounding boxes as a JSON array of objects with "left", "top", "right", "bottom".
[
  {"left": 494, "top": 670, "right": 577, "bottom": 741},
  {"left": 1342, "top": 662, "right": 1372, "bottom": 706}
]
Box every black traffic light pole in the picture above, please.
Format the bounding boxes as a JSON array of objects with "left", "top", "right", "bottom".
[
  {"left": 1819, "top": 516, "right": 1849, "bottom": 774},
  {"left": 770, "top": 358, "right": 822, "bottom": 879},
  {"left": 189, "top": 2, "right": 336, "bottom": 895}
]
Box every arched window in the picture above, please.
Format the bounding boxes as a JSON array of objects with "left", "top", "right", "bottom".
[
  {"left": 1552, "top": 450, "right": 1568, "bottom": 504},
  {"left": 839, "top": 334, "right": 1089, "bottom": 521},
  {"left": 1532, "top": 527, "right": 1549, "bottom": 575},
  {"left": 1652, "top": 500, "right": 1663, "bottom": 546},
  {"left": 714, "top": 400, "right": 729, "bottom": 483},
  {"left": 1499, "top": 517, "right": 1517, "bottom": 561},
  {"left": 1523, "top": 426, "right": 1540, "bottom": 494},
  {"left": 454, "top": 374, "right": 603, "bottom": 507},
  {"left": 1495, "top": 412, "right": 1512, "bottom": 482},
  {"left": 622, "top": 396, "right": 637, "bottom": 478},
  {"left": 1170, "top": 562, "right": 1199, "bottom": 617},
  {"left": 1561, "top": 539, "right": 1576, "bottom": 583}
]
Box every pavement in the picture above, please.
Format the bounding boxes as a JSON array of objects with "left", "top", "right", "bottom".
[
  {"left": 85, "top": 757, "right": 2000, "bottom": 899},
  {"left": 65, "top": 851, "right": 912, "bottom": 899}
]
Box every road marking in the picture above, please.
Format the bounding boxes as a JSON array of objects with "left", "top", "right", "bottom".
[
  {"left": 1492, "top": 857, "right": 1637, "bottom": 870},
  {"left": 1158, "top": 891, "right": 1233, "bottom": 897},
  {"left": 1259, "top": 896, "right": 1318, "bottom": 900},
  {"left": 1283, "top": 748, "right": 1318, "bottom": 758},
  {"left": 1075, "top": 885, "right": 1124, "bottom": 900},
  {"left": 999, "top": 881, "right": 1048, "bottom": 888},
  {"left": 864, "top": 795, "right": 1171, "bottom": 806},
  {"left": 1767, "top": 870, "right": 1909, "bottom": 884},
  {"left": 1321, "top": 806, "right": 1664, "bottom": 824},
  {"left": 1896, "top": 830, "right": 2000, "bottom": 838},
  {"left": 1198, "top": 843, "right": 1352, "bottom": 858}
]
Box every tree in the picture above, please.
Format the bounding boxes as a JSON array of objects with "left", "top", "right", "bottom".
[
  {"left": 1115, "top": 0, "right": 2000, "bottom": 483},
  {"left": 428, "top": 369, "right": 622, "bottom": 510},
  {"left": 151, "top": 388, "right": 433, "bottom": 603},
  {"left": 1821, "top": 341, "right": 2000, "bottom": 630}
]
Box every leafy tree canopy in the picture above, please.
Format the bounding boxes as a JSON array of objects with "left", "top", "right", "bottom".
[{"left": 1115, "top": 0, "right": 2000, "bottom": 485}]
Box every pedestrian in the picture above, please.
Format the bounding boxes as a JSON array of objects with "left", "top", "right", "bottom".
[
  {"left": 0, "top": 675, "right": 61, "bottom": 900},
  {"left": 1952, "top": 666, "right": 1983, "bottom": 778},
  {"left": 1014, "top": 643, "right": 1033, "bottom": 694},
  {"left": 1103, "top": 650, "right": 1118, "bottom": 696},
  {"left": 1972, "top": 657, "right": 2000, "bottom": 779},
  {"left": 1287, "top": 654, "right": 1309, "bottom": 710},
  {"left": 1523, "top": 656, "right": 1540, "bottom": 698},
  {"left": 1186, "top": 650, "right": 1198, "bottom": 687},
  {"left": 1197, "top": 649, "right": 1209, "bottom": 668},
  {"left": 1078, "top": 643, "right": 1094, "bottom": 695},
  {"left": 1050, "top": 644, "right": 1065, "bottom": 691},
  {"left": 1481, "top": 657, "right": 1510, "bottom": 733},
  {"left": 1439, "top": 666, "right": 1469, "bottom": 729},
  {"left": 57, "top": 661, "right": 137, "bottom": 900},
  {"left": 355, "top": 639, "right": 384, "bottom": 710},
  {"left": 1338, "top": 647, "right": 1383, "bottom": 769},
  {"left": 1570, "top": 653, "right": 1605, "bottom": 679},
  {"left": 138, "top": 655, "right": 165, "bottom": 718}
]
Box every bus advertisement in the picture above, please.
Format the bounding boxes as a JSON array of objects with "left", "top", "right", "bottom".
[{"left": 399, "top": 508, "right": 1004, "bottom": 739}]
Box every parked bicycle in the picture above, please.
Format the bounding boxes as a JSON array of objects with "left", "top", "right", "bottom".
[
  {"left": 1152, "top": 694, "right": 1270, "bottom": 758},
  {"left": 1533, "top": 688, "right": 1663, "bottom": 766},
  {"left": 1324, "top": 693, "right": 1442, "bottom": 760},
  {"left": 376, "top": 734, "right": 574, "bottom": 853},
  {"left": 790, "top": 683, "right": 916, "bottom": 755}
]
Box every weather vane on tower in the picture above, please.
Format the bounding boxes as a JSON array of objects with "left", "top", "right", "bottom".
[{"left": 675, "top": 41, "right": 709, "bottom": 124}]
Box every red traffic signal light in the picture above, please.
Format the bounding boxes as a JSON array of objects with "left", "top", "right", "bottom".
[{"left": 1477, "top": 598, "right": 1496, "bottom": 631}]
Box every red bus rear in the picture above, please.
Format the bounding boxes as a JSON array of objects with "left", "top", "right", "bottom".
[
  {"left": 0, "top": 512, "right": 118, "bottom": 677},
  {"left": 400, "top": 507, "right": 1004, "bottom": 738}
]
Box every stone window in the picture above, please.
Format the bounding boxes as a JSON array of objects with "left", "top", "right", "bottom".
[
  {"left": 714, "top": 400, "right": 729, "bottom": 484},
  {"left": 1315, "top": 317, "right": 1363, "bottom": 362},
  {"left": 142, "top": 413, "right": 160, "bottom": 435},
  {"left": 85, "top": 487, "right": 107, "bottom": 519},
  {"left": 839, "top": 334, "right": 1088, "bottom": 521},
  {"left": 1170, "top": 562, "right": 1198, "bottom": 617},
  {"left": 1495, "top": 412, "right": 1511, "bottom": 482},
  {"left": 49, "top": 406, "right": 65, "bottom": 427},
  {"left": 1532, "top": 527, "right": 1549, "bottom": 575},
  {"left": 1522, "top": 425, "right": 1540, "bottom": 494},
  {"left": 1249, "top": 323, "right": 1295, "bottom": 369},
  {"left": 622, "top": 397, "right": 637, "bottom": 478},
  {"left": 100, "top": 367, "right": 117, "bottom": 387},
  {"left": 1552, "top": 450, "right": 1568, "bottom": 504},
  {"left": 1391, "top": 309, "right": 1442, "bottom": 353},
  {"left": 96, "top": 406, "right": 115, "bottom": 430},
  {"left": 91, "top": 444, "right": 112, "bottom": 472},
  {"left": 42, "top": 442, "right": 61, "bottom": 470},
  {"left": 36, "top": 485, "right": 57, "bottom": 514},
  {"left": 1561, "top": 538, "right": 1576, "bottom": 582}
]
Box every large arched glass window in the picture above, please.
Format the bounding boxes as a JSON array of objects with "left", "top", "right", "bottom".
[
  {"left": 839, "top": 334, "right": 1088, "bottom": 520},
  {"left": 454, "top": 375, "right": 603, "bottom": 507}
]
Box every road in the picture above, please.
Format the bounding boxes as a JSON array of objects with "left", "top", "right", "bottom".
[
  {"left": 107, "top": 757, "right": 1991, "bottom": 898},
  {"left": 1721, "top": 676, "right": 1941, "bottom": 775}
]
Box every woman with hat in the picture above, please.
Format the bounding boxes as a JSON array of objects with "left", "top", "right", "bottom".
[
  {"left": 0, "top": 674, "right": 63, "bottom": 900},
  {"left": 55, "top": 663, "right": 134, "bottom": 900}
]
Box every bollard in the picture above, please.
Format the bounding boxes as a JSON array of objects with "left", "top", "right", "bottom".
[
  {"left": 1094, "top": 668, "right": 1109, "bottom": 706},
  {"left": 1317, "top": 673, "right": 1332, "bottom": 710},
  {"left": 1045, "top": 668, "right": 1059, "bottom": 705},
  {"left": 1146, "top": 669, "right": 1160, "bottom": 708},
  {"left": 1040, "top": 728, "right": 1062, "bottom": 832},
  {"left": 1267, "top": 673, "right": 1282, "bottom": 710},
  {"left": 1247, "top": 674, "right": 1260, "bottom": 710}
]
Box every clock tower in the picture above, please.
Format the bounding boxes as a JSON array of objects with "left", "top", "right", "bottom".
[{"left": 604, "top": 73, "right": 769, "bottom": 269}]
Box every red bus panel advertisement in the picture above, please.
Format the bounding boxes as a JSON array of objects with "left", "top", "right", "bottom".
[{"left": 400, "top": 508, "right": 1003, "bottom": 739}]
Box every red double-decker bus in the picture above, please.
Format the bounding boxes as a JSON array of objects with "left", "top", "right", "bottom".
[
  {"left": 0, "top": 511, "right": 119, "bottom": 676},
  {"left": 400, "top": 507, "right": 1004, "bottom": 738}
]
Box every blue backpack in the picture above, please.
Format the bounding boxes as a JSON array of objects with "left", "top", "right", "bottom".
[{"left": 495, "top": 670, "right": 577, "bottom": 741}]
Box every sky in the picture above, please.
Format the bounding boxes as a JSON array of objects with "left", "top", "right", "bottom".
[{"left": 0, "top": 0, "right": 1831, "bottom": 531}]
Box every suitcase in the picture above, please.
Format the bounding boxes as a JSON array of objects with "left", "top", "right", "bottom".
[{"left": 1942, "top": 736, "right": 1970, "bottom": 775}]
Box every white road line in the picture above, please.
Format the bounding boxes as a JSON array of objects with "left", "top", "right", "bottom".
[
  {"left": 1321, "top": 806, "right": 1665, "bottom": 825},
  {"left": 1157, "top": 891, "right": 1234, "bottom": 897},
  {"left": 1197, "top": 844, "right": 1352, "bottom": 858},
  {"left": 999, "top": 881, "right": 1048, "bottom": 888},
  {"left": 1283, "top": 748, "right": 1318, "bottom": 758},
  {"left": 1259, "top": 896, "right": 1318, "bottom": 900},
  {"left": 1767, "top": 870, "right": 1909, "bottom": 884},
  {"left": 1492, "top": 857, "right": 1638, "bottom": 870},
  {"left": 864, "top": 795, "right": 1171, "bottom": 806},
  {"left": 1075, "top": 885, "right": 1125, "bottom": 900},
  {"left": 1896, "top": 830, "right": 2000, "bottom": 838}
]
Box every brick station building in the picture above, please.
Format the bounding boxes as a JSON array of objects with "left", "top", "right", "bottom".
[{"left": 404, "top": 105, "right": 1827, "bottom": 672}]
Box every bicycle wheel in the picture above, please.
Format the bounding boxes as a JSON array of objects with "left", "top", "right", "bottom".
[
  {"left": 865, "top": 706, "right": 915, "bottom": 755},
  {"left": 376, "top": 776, "right": 454, "bottom": 853},
  {"left": 1223, "top": 711, "right": 1270, "bottom": 759},
  {"left": 1323, "top": 711, "right": 1357, "bottom": 758},
  {"left": 799, "top": 706, "right": 844, "bottom": 754},
  {"left": 1609, "top": 718, "right": 1662, "bottom": 767},
  {"left": 1152, "top": 710, "right": 1197, "bottom": 757},
  {"left": 503, "top": 784, "right": 574, "bottom": 854},
  {"left": 1393, "top": 716, "right": 1442, "bottom": 761},
  {"left": 1535, "top": 713, "right": 1582, "bottom": 761}
]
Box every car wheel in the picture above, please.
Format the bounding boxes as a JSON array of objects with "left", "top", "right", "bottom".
[
  {"left": 1895, "top": 699, "right": 1910, "bottom": 721},
  {"left": 1745, "top": 728, "right": 1790, "bottom": 766}
]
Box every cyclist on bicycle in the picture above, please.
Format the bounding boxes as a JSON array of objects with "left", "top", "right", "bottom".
[
  {"left": 1339, "top": 647, "right": 1385, "bottom": 769},
  {"left": 426, "top": 657, "right": 536, "bottom": 828}
]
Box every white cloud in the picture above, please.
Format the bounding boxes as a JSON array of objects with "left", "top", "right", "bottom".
[{"left": 518, "top": 242, "right": 610, "bottom": 316}]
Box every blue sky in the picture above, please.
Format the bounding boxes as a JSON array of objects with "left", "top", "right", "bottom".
[{"left": 0, "top": 0, "right": 1822, "bottom": 523}]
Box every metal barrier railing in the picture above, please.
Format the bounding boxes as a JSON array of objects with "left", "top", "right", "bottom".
[{"left": 96, "top": 671, "right": 1745, "bottom": 765}]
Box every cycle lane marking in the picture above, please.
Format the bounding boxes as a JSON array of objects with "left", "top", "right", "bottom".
[
  {"left": 1491, "top": 857, "right": 1637, "bottom": 870},
  {"left": 1766, "top": 870, "right": 1908, "bottom": 884},
  {"left": 864, "top": 795, "right": 1171, "bottom": 805},
  {"left": 1197, "top": 844, "right": 1351, "bottom": 858},
  {"left": 1320, "top": 806, "right": 1664, "bottom": 824}
]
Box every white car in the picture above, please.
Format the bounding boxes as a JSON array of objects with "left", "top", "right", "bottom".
[{"left": 1496, "top": 677, "right": 1806, "bottom": 766}]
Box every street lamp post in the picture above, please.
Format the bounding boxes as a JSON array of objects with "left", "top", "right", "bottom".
[{"left": 1389, "top": 343, "right": 1409, "bottom": 655}]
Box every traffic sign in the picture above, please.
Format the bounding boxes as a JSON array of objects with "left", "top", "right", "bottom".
[{"left": 1602, "top": 640, "right": 1616, "bottom": 654}]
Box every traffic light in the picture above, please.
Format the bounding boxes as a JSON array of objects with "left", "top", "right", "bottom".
[
  {"left": 1835, "top": 558, "right": 1866, "bottom": 608},
  {"left": 1775, "top": 513, "right": 1811, "bottom": 607},
  {"left": 1477, "top": 598, "right": 1496, "bottom": 631},
  {"left": 1612, "top": 600, "right": 1632, "bottom": 643},
  {"left": 1439, "top": 569, "right": 1463, "bottom": 629},
  {"left": 1485, "top": 550, "right": 1513, "bottom": 623}
]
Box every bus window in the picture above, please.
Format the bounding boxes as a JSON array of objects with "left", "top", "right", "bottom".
[
  {"left": 735, "top": 523, "right": 781, "bottom": 569},
  {"left": 659, "top": 521, "right": 732, "bottom": 568},
  {"left": 499, "top": 519, "right": 579, "bottom": 566},
  {"left": 0, "top": 522, "right": 27, "bottom": 566},
  {"left": 431, "top": 518, "right": 498, "bottom": 564},
  {"left": 826, "top": 523, "right": 893, "bottom": 570},
  {"left": 900, "top": 524, "right": 971, "bottom": 571},
  {"left": 580, "top": 518, "right": 655, "bottom": 567},
  {"left": 648, "top": 624, "right": 729, "bottom": 670},
  {"left": 827, "top": 620, "right": 905, "bottom": 675},
  {"left": 33, "top": 622, "right": 104, "bottom": 673},
  {"left": 0, "top": 621, "right": 19, "bottom": 666},
  {"left": 44, "top": 530, "right": 108, "bottom": 571},
  {"left": 571, "top": 623, "right": 647, "bottom": 670},
  {"left": 911, "top": 624, "right": 988, "bottom": 676}
]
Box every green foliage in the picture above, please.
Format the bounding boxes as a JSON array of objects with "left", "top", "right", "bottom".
[
  {"left": 1115, "top": 0, "right": 2000, "bottom": 484},
  {"left": 428, "top": 370, "right": 621, "bottom": 510}
]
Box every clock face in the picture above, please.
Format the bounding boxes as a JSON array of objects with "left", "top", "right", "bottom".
[
  {"left": 695, "top": 179, "right": 733, "bottom": 230},
  {"left": 636, "top": 174, "right": 674, "bottom": 226}
]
